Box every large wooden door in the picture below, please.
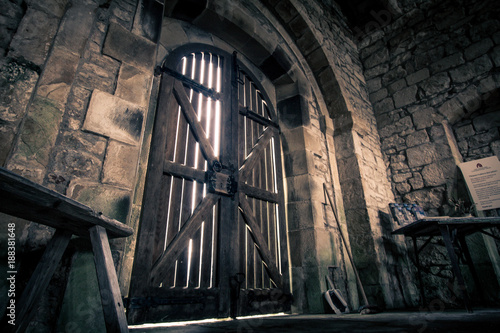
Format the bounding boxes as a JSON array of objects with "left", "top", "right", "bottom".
[{"left": 127, "top": 50, "right": 290, "bottom": 324}]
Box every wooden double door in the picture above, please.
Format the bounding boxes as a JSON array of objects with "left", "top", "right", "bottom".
[{"left": 127, "top": 50, "right": 291, "bottom": 324}]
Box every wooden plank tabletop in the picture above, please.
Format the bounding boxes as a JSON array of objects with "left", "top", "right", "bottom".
[
  {"left": 392, "top": 216, "right": 500, "bottom": 237},
  {"left": 0, "top": 167, "right": 133, "bottom": 239}
]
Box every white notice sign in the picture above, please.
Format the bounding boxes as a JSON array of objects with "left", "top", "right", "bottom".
[{"left": 459, "top": 156, "right": 500, "bottom": 211}]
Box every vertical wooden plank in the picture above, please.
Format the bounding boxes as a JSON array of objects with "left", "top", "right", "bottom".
[
  {"left": 218, "top": 52, "right": 240, "bottom": 318},
  {"left": 90, "top": 226, "right": 129, "bottom": 333},
  {"left": 128, "top": 75, "right": 175, "bottom": 323},
  {"left": 152, "top": 98, "right": 180, "bottom": 261},
  {"left": 188, "top": 226, "right": 202, "bottom": 287},
  {"left": 152, "top": 175, "right": 173, "bottom": 262},
  {"left": 272, "top": 134, "right": 290, "bottom": 291},
  {"left": 200, "top": 203, "right": 215, "bottom": 288},
  {"left": 266, "top": 144, "right": 277, "bottom": 289},
  {"left": 246, "top": 224, "right": 255, "bottom": 289},
  {"left": 14, "top": 229, "right": 72, "bottom": 333}
]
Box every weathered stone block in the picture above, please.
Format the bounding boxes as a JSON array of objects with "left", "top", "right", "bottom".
[
  {"left": 396, "top": 182, "right": 411, "bottom": 194},
  {"left": 381, "top": 134, "right": 405, "bottom": 151},
  {"left": 116, "top": 64, "right": 152, "bottom": 107},
  {"left": 366, "top": 77, "right": 382, "bottom": 94},
  {"left": 287, "top": 174, "right": 311, "bottom": 203},
  {"left": 281, "top": 126, "right": 305, "bottom": 153},
  {"left": 469, "top": 128, "right": 500, "bottom": 149},
  {"left": 421, "top": 162, "right": 446, "bottom": 186},
  {"left": 411, "top": 106, "right": 442, "bottom": 130},
  {"left": 430, "top": 53, "right": 464, "bottom": 74},
  {"left": 277, "top": 95, "right": 309, "bottom": 129},
  {"left": 102, "top": 140, "right": 140, "bottom": 189},
  {"left": 406, "top": 68, "right": 430, "bottom": 86},
  {"left": 50, "top": 131, "right": 107, "bottom": 184},
  {"left": 103, "top": 22, "right": 156, "bottom": 71},
  {"left": 456, "top": 86, "right": 481, "bottom": 113},
  {"left": 373, "top": 97, "right": 395, "bottom": 115},
  {"left": 341, "top": 178, "right": 366, "bottom": 209},
  {"left": 8, "top": 8, "right": 59, "bottom": 66},
  {"left": 438, "top": 97, "right": 465, "bottom": 124},
  {"left": 67, "top": 180, "right": 132, "bottom": 223},
  {"left": 287, "top": 201, "right": 314, "bottom": 231},
  {"left": 364, "top": 63, "right": 389, "bottom": 80},
  {"left": 37, "top": 47, "right": 80, "bottom": 104},
  {"left": 464, "top": 38, "right": 494, "bottom": 60},
  {"left": 364, "top": 47, "right": 389, "bottom": 69},
  {"left": 419, "top": 72, "right": 450, "bottom": 97},
  {"left": 26, "top": 0, "right": 68, "bottom": 18},
  {"left": 474, "top": 112, "right": 500, "bottom": 132},
  {"left": 0, "top": 61, "right": 38, "bottom": 129},
  {"left": 382, "top": 66, "right": 407, "bottom": 85},
  {"left": 284, "top": 150, "right": 309, "bottom": 177},
  {"left": 54, "top": 3, "right": 96, "bottom": 56},
  {"left": 9, "top": 95, "right": 63, "bottom": 170},
  {"left": 159, "top": 20, "right": 189, "bottom": 50},
  {"left": 454, "top": 124, "right": 475, "bottom": 140},
  {"left": 393, "top": 85, "right": 418, "bottom": 108},
  {"left": 275, "top": 0, "right": 299, "bottom": 23},
  {"left": 76, "top": 56, "right": 120, "bottom": 93},
  {"left": 83, "top": 90, "right": 144, "bottom": 146},
  {"left": 393, "top": 172, "right": 412, "bottom": 183},
  {"left": 370, "top": 88, "right": 388, "bottom": 103},
  {"left": 409, "top": 173, "right": 424, "bottom": 190},
  {"left": 388, "top": 79, "right": 406, "bottom": 95},
  {"left": 403, "top": 187, "right": 445, "bottom": 210},
  {"left": 491, "top": 45, "right": 500, "bottom": 67},
  {"left": 406, "top": 143, "right": 437, "bottom": 168},
  {"left": 406, "top": 130, "right": 429, "bottom": 147},
  {"left": 337, "top": 155, "right": 360, "bottom": 182}
]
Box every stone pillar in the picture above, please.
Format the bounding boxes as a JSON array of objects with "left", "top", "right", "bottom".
[
  {"left": 279, "top": 88, "right": 354, "bottom": 313},
  {"left": 332, "top": 101, "right": 416, "bottom": 309}
]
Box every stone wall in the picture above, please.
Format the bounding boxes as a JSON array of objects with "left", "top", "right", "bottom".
[
  {"left": 291, "top": 0, "right": 417, "bottom": 308},
  {"left": 359, "top": 0, "right": 500, "bottom": 306},
  {"left": 0, "top": 0, "right": 159, "bottom": 330}
]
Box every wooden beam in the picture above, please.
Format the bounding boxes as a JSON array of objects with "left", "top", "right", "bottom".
[
  {"left": 163, "top": 160, "right": 206, "bottom": 183},
  {"left": 238, "top": 193, "right": 283, "bottom": 288},
  {"left": 239, "top": 183, "right": 278, "bottom": 204},
  {"left": 90, "top": 226, "right": 129, "bottom": 333},
  {"left": 15, "top": 229, "right": 72, "bottom": 333},
  {"left": 239, "top": 105, "right": 278, "bottom": 129},
  {"left": 173, "top": 80, "right": 218, "bottom": 167},
  {"left": 0, "top": 168, "right": 133, "bottom": 239},
  {"left": 127, "top": 75, "right": 176, "bottom": 324},
  {"left": 238, "top": 127, "right": 275, "bottom": 183},
  {"left": 150, "top": 193, "right": 219, "bottom": 285}
]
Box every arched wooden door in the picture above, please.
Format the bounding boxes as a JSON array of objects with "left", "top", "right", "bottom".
[{"left": 127, "top": 49, "right": 290, "bottom": 324}]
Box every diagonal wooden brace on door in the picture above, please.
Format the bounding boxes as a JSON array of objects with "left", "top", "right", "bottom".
[
  {"left": 173, "top": 80, "right": 218, "bottom": 167},
  {"left": 238, "top": 192, "right": 283, "bottom": 288},
  {"left": 150, "top": 193, "right": 219, "bottom": 286},
  {"left": 238, "top": 126, "right": 276, "bottom": 183}
]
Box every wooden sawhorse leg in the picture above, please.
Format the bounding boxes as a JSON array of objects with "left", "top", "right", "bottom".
[
  {"left": 89, "top": 225, "right": 129, "bottom": 333},
  {"left": 439, "top": 225, "right": 472, "bottom": 313},
  {"left": 13, "top": 229, "right": 72, "bottom": 333},
  {"left": 412, "top": 236, "right": 426, "bottom": 306}
]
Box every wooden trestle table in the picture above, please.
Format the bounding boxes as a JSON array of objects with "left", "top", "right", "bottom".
[
  {"left": 0, "top": 167, "right": 133, "bottom": 332},
  {"left": 392, "top": 216, "right": 500, "bottom": 313}
]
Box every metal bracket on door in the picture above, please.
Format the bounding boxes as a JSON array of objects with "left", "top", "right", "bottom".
[{"left": 207, "top": 162, "right": 237, "bottom": 197}]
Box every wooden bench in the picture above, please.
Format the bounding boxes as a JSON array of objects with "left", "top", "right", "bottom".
[{"left": 0, "top": 167, "right": 133, "bottom": 332}]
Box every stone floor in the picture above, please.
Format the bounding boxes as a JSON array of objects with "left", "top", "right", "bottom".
[{"left": 129, "top": 308, "right": 500, "bottom": 332}]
